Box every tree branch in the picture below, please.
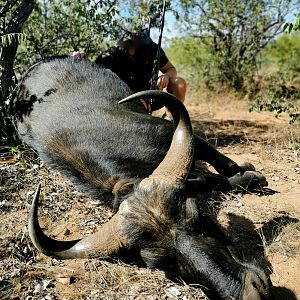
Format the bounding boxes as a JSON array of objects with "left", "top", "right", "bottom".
[{"left": 1, "top": 0, "right": 35, "bottom": 101}]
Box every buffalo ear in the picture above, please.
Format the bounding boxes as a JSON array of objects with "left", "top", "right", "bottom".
[
  {"left": 112, "top": 180, "right": 135, "bottom": 211},
  {"left": 140, "top": 247, "right": 176, "bottom": 269}
]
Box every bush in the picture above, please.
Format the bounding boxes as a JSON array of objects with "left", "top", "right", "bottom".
[
  {"left": 249, "top": 77, "right": 300, "bottom": 124},
  {"left": 165, "top": 37, "right": 221, "bottom": 93},
  {"left": 261, "top": 33, "right": 300, "bottom": 83}
]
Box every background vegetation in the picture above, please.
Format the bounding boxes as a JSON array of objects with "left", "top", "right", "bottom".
[{"left": 1, "top": 0, "right": 300, "bottom": 146}]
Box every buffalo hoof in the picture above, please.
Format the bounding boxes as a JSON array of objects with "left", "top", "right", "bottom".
[
  {"left": 219, "top": 162, "right": 256, "bottom": 178},
  {"left": 228, "top": 171, "right": 268, "bottom": 190}
]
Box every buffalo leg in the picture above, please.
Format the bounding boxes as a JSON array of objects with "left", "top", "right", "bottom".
[{"left": 194, "top": 135, "right": 253, "bottom": 177}]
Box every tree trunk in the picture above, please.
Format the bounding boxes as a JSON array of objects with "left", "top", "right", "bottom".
[{"left": 0, "top": 0, "right": 35, "bottom": 145}]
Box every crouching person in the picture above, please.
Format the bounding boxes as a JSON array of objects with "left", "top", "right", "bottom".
[{"left": 72, "top": 32, "right": 187, "bottom": 119}]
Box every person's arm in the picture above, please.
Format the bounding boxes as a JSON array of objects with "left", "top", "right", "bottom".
[{"left": 157, "top": 61, "right": 177, "bottom": 90}]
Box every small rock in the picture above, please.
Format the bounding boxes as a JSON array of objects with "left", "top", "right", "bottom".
[
  {"left": 56, "top": 274, "right": 73, "bottom": 285},
  {"left": 165, "top": 287, "right": 181, "bottom": 299},
  {"left": 42, "top": 279, "right": 53, "bottom": 290},
  {"left": 33, "top": 283, "right": 43, "bottom": 294},
  {"left": 90, "top": 200, "right": 101, "bottom": 206},
  {"left": 63, "top": 228, "right": 71, "bottom": 236},
  {"left": 90, "top": 290, "right": 98, "bottom": 296},
  {"left": 107, "top": 211, "right": 113, "bottom": 218},
  {"left": 271, "top": 176, "right": 280, "bottom": 182},
  {"left": 236, "top": 201, "right": 243, "bottom": 208},
  {"left": 32, "top": 164, "right": 39, "bottom": 170}
]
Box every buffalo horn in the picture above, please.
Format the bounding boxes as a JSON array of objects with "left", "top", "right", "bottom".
[
  {"left": 120, "top": 91, "right": 194, "bottom": 184},
  {"left": 28, "top": 183, "right": 128, "bottom": 259}
]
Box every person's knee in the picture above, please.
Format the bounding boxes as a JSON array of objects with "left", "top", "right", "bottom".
[
  {"left": 168, "top": 77, "right": 187, "bottom": 102},
  {"left": 175, "top": 77, "right": 187, "bottom": 90},
  {"left": 169, "top": 77, "right": 187, "bottom": 90}
]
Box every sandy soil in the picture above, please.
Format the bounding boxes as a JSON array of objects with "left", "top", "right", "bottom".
[{"left": 0, "top": 95, "right": 299, "bottom": 299}]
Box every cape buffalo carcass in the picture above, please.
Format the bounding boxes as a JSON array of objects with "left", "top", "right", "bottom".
[{"left": 15, "top": 57, "right": 269, "bottom": 300}]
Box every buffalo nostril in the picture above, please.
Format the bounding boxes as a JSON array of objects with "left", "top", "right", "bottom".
[
  {"left": 243, "top": 272, "right": 269, "bottom": 300},
  {"left": 252, "top": 280, "right": 263, "bottom": 294},
  {"left": 251, "top": 274, "right": 269, "bottom": 298}
]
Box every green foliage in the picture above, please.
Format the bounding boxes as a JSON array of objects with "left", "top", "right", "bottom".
[
  {"left": 250, "top": 96, "right": 300, "bottom": 124},
  {"left": 249, "top": 82, "right": 300, "bottom": 124},
  {"left": 252, "top": 19, "right": 300, "bottom": 124},
  {"left": 15, "top": 0, "right": 170, "bottom": 72},
  {"left": 261, "top": 33, "right": 300, "bottom": 82},
  {"left": 0, "top": 33, "right": 26, "bottom": 47},
  {"left": 173, "top": 0, "right": 292, "bottom": 91},
  {"left": 283, "top": 14, "right": 300, "bottom": 33},
  {"left": 120, "top": 0, "right": 169, "bottom": 30},
  {"left": 15, "top": 0, "right": 121, "bottom": 70},
  {"left": 165, "top": 37, "right": 218, "bottom": 91}
]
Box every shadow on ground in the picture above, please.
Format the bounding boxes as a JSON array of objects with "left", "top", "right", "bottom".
[{"left": 191, "top": 119, "right": 270, "bottom": 147}]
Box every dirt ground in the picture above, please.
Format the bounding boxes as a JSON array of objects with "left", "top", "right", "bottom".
[{"left": 0, "top": 94, "right": 299, "bottom": 300}]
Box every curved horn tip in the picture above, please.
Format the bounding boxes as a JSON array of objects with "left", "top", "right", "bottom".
[
  {"left": 32, "top": 183, "right": 42, "bottom": 206},
  {"left": 28, "top": 183, "right": 129, "bottom": 259},
  {"left": 119, "top": 93, "right": 140, "bottom": 104},
  {"left": 35, "top": 182, "right": 42, "bottom": 193},
  {"left": 118, "top": 97, "right": 130, "bottom": 104},
  {"left": 118, "top": 90, "right": 179, "bottom": 105}
]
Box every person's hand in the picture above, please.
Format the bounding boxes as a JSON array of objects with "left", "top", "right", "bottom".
[
  {"left": 157, "top": 74, "right": 170, "bottom": 90},
  {"left": 71, "top": 51, "right": 87, "bottom": 58}
]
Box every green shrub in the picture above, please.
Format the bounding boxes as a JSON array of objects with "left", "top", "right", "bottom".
[
  {"left": 260, "top": 33, "right": 300, "bottom": 83},
  {"left": 249, "top": 79, "right": 300, "bottom": 124},
  {"left": 165, "top": 37, "right": 219, "bottom": 92}
]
